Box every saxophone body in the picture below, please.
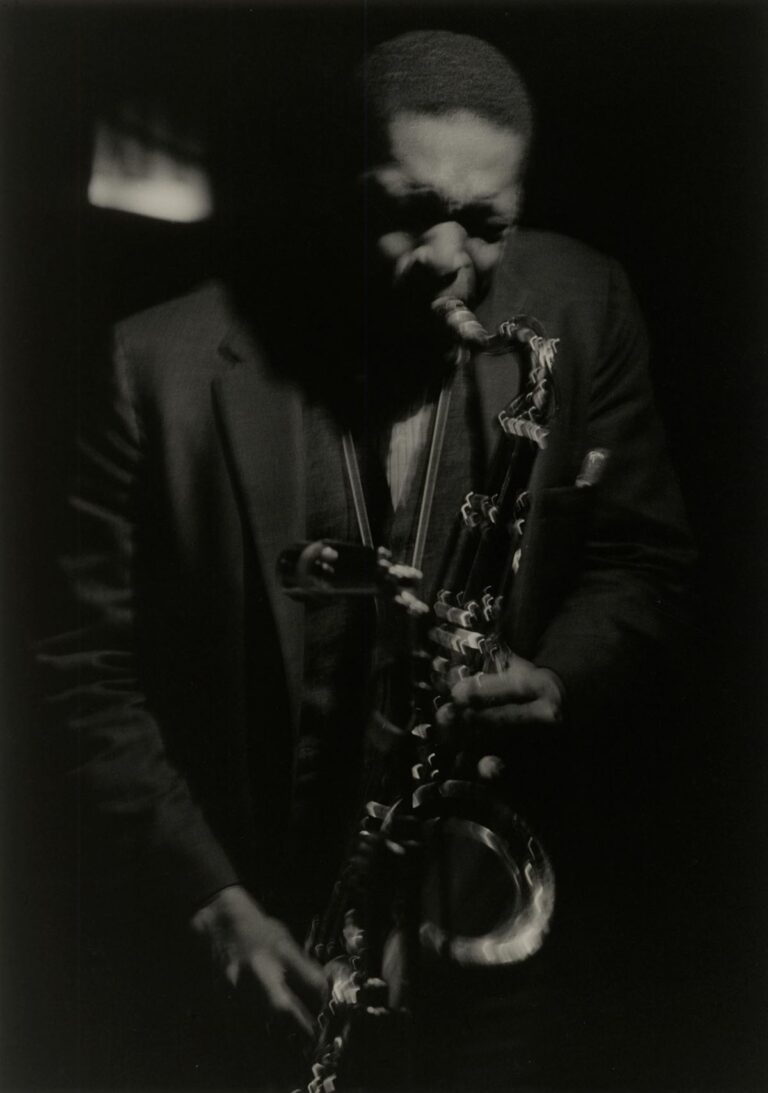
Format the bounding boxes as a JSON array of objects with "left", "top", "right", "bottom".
[{"left": 279, "top": 298, "right": 606, "bottom": 1092}]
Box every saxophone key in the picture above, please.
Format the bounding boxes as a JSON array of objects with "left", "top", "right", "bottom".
[
  {"left": 429, "top": 623, "right": 485, "bottom": 655},
  {"left": 443, "top": 663, "right": 471, "bottom": 688},
  {"left": 431, "top": 654, "right": 449, "bottom": 670},
  {"left": 460, "top": 491, "right": 487, "bottom": 529},
  {"left": 481, "top": 591, "right": 501, "bottom": 622},
  {"left": 359, "top": 977, "right": 388, "bottom": 1006},
  {"left": 433, "top": 600, "right": 477, "bottom": 627},
  {"left": 410, "top": 723, "right": 430, "bottom": 739},
  {"left": 364, "top": 800, "right": 388, "bottom": 820}
]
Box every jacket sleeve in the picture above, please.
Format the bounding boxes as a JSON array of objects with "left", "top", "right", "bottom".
[
  {"left": 35, "top": 329, "right": 240, "bottom": 917},
  {"left": 532, "top": 260, "right": 696, "bottom": 725}
]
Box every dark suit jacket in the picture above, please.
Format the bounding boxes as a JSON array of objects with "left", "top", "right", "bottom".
[{"left": 37, "top": 230, "right": 693, "bottom": 921}]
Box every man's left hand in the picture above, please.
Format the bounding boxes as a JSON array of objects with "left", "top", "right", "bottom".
[{"left": 437, "top": 654, "right": 564, "bottom": 734}]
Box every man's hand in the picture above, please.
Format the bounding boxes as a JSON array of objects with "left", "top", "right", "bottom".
[
  {"left": 436, "top": 654, "right": 564, "bottom": 742},
  {"left": 191, "top": 885, "right": 327, "bottom": 1038}
]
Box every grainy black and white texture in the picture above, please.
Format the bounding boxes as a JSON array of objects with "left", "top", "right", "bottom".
[{"left": 1, "top": 3, "right": 766, "bottom": 1091}]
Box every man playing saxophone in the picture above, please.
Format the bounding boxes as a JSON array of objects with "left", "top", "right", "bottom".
[{"left": 38, "top": 28, "right": 693, "bottom": 1090}]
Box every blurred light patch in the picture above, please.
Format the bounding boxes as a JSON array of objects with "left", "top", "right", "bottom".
[{"left": 88, "top": 118, "right": 213, "bottom": 223}]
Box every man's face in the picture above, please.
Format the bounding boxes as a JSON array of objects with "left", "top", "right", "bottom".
[{"left": 363, "top": 110, "right": 525, "bottom": 313}]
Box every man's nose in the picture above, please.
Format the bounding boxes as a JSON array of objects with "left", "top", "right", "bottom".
[{"left": 411, "top": 221, "right": 470, "bottom": 282}]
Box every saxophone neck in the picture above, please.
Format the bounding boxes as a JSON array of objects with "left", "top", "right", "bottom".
[{"left": 432, "top": 296, "right": 560, "bottom": 370}]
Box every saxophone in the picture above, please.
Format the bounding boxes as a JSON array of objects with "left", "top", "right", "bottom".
[{"left": 278, "top": 297, "right": 608, "bottom": 1092}]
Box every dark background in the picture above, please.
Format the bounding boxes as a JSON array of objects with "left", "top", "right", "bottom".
[{"left": 1, "top": 1, "right": 766, "bottom": 1089}]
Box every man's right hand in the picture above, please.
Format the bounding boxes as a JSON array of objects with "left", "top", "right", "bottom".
[{"left": 191, "top": 884, "right": 327, "bottom": 1038}]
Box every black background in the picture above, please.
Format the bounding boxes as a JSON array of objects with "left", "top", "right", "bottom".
[{"left": 1, "top": 1, "right": 766, "bottom": 1089}]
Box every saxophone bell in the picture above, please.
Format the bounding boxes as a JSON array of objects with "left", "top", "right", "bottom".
[{"left": 414, "top": 780, "right": 555, "bottom": 967}]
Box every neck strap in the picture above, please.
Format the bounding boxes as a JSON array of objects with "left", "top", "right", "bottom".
[{"left": 341, "top": 378, "right": 454, "bottom": 571}]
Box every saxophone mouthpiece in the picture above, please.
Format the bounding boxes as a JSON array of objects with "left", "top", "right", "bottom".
[{"left": 432, "top": 296, "right": 490, "bottom": 349}]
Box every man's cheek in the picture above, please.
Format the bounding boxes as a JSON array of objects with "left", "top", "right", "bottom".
[{"left": 468, "top": 240, "right": 504, "bottom": 278}]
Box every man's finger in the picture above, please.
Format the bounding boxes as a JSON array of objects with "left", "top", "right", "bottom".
[
  {"left": 452, "top": 661, "right": 540, "bottom": 708},
  {"left": 460, "top": 696, "right": 561, "bottom": 728},
  {"left": 255, "top": 959, "right": 318, "bottom": 1038},
  {"left": 283, "top": 947, "right": 328, "bottom": 1008},
  {"left": 266, "top": 981, "right": 317, "bottom": 1039}
]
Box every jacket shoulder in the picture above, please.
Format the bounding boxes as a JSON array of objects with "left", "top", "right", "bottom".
[
  {"left": 506, "top": 229, "right": 617, "bottom": 295},
  {"left": 114, "top": 280, "right": 237, "bottom": 383},
  {"left": 487, "top": 229, "right": 635, "bottom": 344}
]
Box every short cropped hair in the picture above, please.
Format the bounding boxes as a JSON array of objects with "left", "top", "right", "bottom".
[{"left": 360, "top": 30, "right": 533, "bottom": 153}]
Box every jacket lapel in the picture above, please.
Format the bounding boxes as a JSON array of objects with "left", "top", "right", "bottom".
[
  {"left": 212, "top": 319, "right": 305, "bottom": 731},
  {"left": 473, "top": 233, "right": 532, "bottom": 463},
  {"left": 474, "top": 236, "right": 581, "bottom": 654}
]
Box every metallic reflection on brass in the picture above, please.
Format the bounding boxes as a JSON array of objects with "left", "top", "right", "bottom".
[{"left": 416, "top": 781, "right": 555, "bottom": 966}]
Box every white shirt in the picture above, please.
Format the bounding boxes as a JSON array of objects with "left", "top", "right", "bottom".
[{"left": 385, "top": 401, "right": 432, "bottom": 509}]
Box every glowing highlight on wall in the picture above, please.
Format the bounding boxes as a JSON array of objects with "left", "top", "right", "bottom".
[{"left": 88, "top": 119, "right": 213, "bottom": 223}]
